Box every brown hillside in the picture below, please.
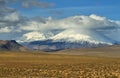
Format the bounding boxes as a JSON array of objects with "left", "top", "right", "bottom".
[{"left": 0, "top": 40, "right": 28, "bottom": 51}]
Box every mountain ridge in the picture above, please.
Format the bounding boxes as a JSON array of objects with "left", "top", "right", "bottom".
[
  {"left": 0, "top": 40, "right": 28, "bottom": 51},
  {"left": 21, "top": 39, "right": 113, "bottom": 51}
]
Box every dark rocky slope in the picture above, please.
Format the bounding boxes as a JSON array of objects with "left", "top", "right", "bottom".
[{"left": 0, "top": 40, "right": 28, "bottom": 51}]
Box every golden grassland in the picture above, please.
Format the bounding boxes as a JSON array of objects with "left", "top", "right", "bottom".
[{"left": 0, "top": 51, "right": 120, "bottom": 78}]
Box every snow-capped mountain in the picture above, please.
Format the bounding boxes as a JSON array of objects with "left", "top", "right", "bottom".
[
  {"left": 22, "top": 31, "right": 46, "bottom": 42},
  {"left": 19, "top": 14, "right": 120, "bottom": 51},
  {"left": 20, "top": 29, "right": 119, "bottom": 51},
  {"left": 50, "top": 29, "right": 114, "bottom": 44}
]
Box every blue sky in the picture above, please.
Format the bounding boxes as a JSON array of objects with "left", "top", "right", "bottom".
[
  {"left": 0, "top": 0, "right": 120, "bottom": 40},
  {"left": 10, "top": 0, "right": 120, "bottom": 20}
]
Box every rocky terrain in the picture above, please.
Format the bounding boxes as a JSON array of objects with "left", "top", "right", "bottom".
[{"left": 0, "top": 40, "right": 28, "bottom": 51}]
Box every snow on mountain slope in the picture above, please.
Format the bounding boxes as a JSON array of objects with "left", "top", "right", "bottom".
[
  {"left": 51, "top": 29, "right": 113, "bottom": 45},
  {"left": 19, "top": 14, "right": 120, "bottom": 47},
  {"left": 21, "top": 31, "right": 46, "bottom": 42},
  {"left": 96, "top": 27, "right": 120, "bottom": 43},
  {"left": 19, "top": 30, "right": 61, "bottom": 42}
]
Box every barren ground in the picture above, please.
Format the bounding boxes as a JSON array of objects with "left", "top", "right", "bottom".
[{"left": 0, "top": 50, "right": 120, "bottom": 78}]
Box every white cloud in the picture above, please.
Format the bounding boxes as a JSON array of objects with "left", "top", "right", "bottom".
[
  {"left": 3, "top": 12, "right": 20, "bottom": 22},
  {"left": 89, "top": 14, "right": 106, "bottom": 20},
  {"left": 21, "top": 0, "right": 54, "bottom": 8},
  {"left": 0, "top": 12, "right": 120, "bottom": 44},
  {"left": 19, "top": 14, "right": 120, "bottom": 44},
  {"left": 21, "top": 31, "right": 46, "bottom": 42},
  {"left": 0, "top": 27, "right": 11, "bottom": 33},
  {"left": 0, "top": 0, "right": 26, "bottom": 35},
  {"left": 0, "top": 0, "right": 52, "bottom": 40},
  {"left": 20, "top": 14, "right": 119, "bottom": 31}
]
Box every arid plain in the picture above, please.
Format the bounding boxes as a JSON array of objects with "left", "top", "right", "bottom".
[{"left": 0, "top": 46, "right": 120, "bottom": 78}]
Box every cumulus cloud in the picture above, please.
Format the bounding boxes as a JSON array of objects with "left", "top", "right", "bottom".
[
  {"left": 3, "top": 12, "right": 20, "bottom": 22},
  {"left": 22, "top": 31, "right": 46, "bottom": 42},
  {"left": 20, "top": 14, "right": 119, "bottom": 31},
  {"left": 0, "top": 0, "right": 29, "bottom": 34},
  {"left": 0, "top": 0, "right": 53, "bottom": 40},
  {"left": 0, "top": 27, "right": 11, "bottom": 33},
  {"left": 22, "top": 0, "right": 54, "bottom": 8},
  {"left": 18, "top": 14, "right": 120, "bottom": 43},
  {"left": 0, "top": 0, "right": 120, "bottom": 44},
  {"left": 0, "top": 0, "right": 54, "bottom": 34},
  {"left": 0, "top": 0, "right": 54, "bottom": 8}
]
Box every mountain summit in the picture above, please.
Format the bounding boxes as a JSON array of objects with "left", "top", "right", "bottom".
[
  {"left": 18, "top": 15, "right": 120, "bottom": 51},
  {"left": 0, "top": 40, "right": 28, "bottom": 51}
]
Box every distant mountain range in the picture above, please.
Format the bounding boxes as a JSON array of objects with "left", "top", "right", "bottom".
[
  {"left": 16, "top": 15, "right": 120, "bottom": 51},
  {"left": 0, "top": 40, "right": 28, "bottom": 51},
  {"left": 19, "top": 29, "right": 120, "bottom": 51},
  {"left": 21, "top": 39, "right": 116, "bottom": 52},
  {"left": 0, "top": 40, "right": 119, "bottom": 52},
  {"left": 18, "top": 28, "right": 120, "bottom": 51}
]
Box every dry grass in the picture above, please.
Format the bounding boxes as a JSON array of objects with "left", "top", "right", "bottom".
[{"left": 0, "top": 51, "right": 120, "bottom": 78}]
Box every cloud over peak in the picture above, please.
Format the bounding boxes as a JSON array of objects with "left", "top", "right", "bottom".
[
  {"left": 14, "top": 14, "right": 120, "bottom": 43},
  {"left": 19, "top": 14, "right": 120, "bottom": 32},
  {"left": 0, "top": 0, "right": 120, "bottom": 44}
]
